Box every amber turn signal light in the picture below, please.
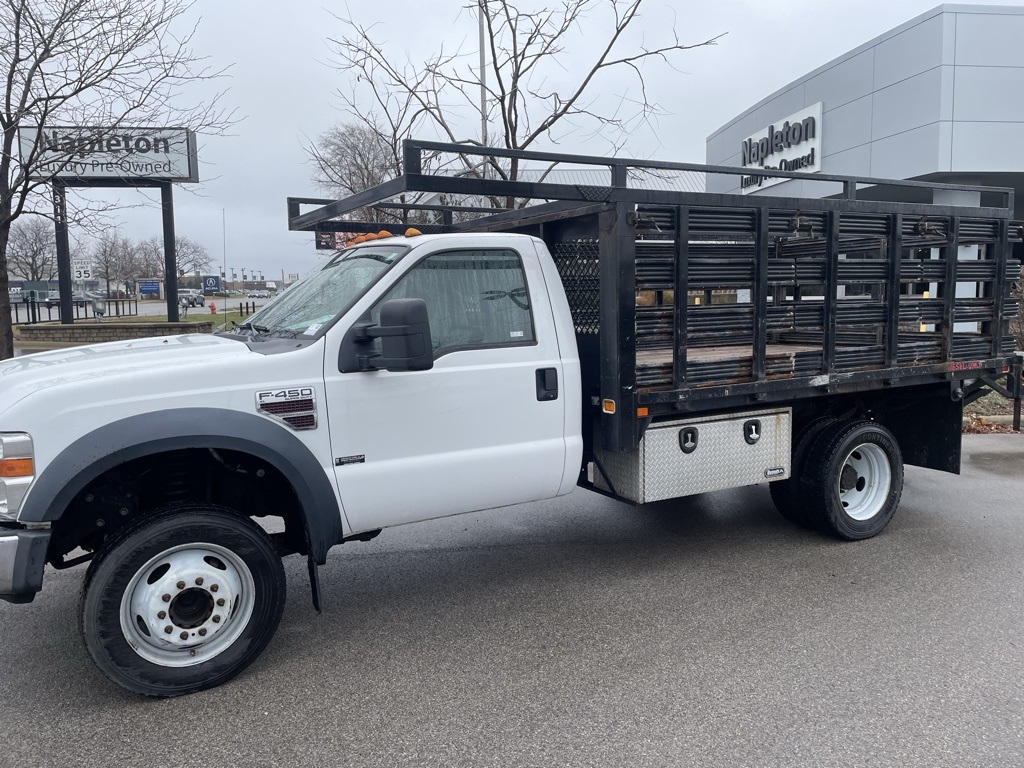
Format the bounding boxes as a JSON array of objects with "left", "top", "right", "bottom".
[{"left": 0, "top": 458, "right": 33, "bottom": 478}]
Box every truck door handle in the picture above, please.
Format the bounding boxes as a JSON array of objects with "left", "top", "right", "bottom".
[{"left": 536, "top": 368, "right": 558, "bottom": 401}]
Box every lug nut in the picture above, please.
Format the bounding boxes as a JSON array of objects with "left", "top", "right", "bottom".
[
  {"left": 95, "top": 519, "right": 105, "bottom": 527},
  {"left": 157, "top": 611, "right": 166, "bottom": 620},
  {"left": 212, "top": 615, "right": 221, "bottom": 623},
  {"left": 198, "top": 628, "right": 207, "bottom": 637},
  {"left": 195, "top": 577, "right": 204, "bottom": 586},
  {"left": 216, "top": 598, "right": 226, "bottom": 607},
  {"left": 180, "top": 631, "right": 189, "bottom": 640},
  {"left": 85, "top": 494, "right": 94, "bottom": 503},
  {"left": 210, "top": 584, "right": 219, "bottom": 593},
  {"left": 119, "top": 508, "right": 129, "bottom": 516},
  {"left": 164, "top": 626, "right": 173, "bottom": 634},
  {"left": 176, "top": 581, "right": 185, "bottom": 589},
  {"left": 162, "top": 594, "right": 171, "bottom": 602}
]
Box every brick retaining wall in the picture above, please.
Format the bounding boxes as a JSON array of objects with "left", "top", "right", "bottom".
[{"left": 17, "top": 322, "right": 214, "bottom": 345}]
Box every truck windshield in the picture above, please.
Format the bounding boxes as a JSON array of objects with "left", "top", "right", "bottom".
[{"left": 241, "top": 244, "right": 408, "bottom": 338}]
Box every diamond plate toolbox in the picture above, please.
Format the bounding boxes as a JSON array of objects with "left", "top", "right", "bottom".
[{"left": 593, "top": 408, "right": 791, "bottom": 503}]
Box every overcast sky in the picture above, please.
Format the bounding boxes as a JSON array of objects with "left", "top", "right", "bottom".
[{"left": 75, "top": 0, "right": 1005, "bottom": 282}]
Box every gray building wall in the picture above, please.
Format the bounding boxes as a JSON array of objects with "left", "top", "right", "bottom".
[{"left": 706, "top": 4, "right": 1024, "bottom": 202}]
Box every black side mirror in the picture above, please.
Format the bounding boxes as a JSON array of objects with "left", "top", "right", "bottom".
[{"left": 339, "top": 298, "right": 433, "bottom": 373}]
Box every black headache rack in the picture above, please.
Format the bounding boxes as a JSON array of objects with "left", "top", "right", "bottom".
[{"left": 289, "top": 139, "right": 1023, "bottom": 452}]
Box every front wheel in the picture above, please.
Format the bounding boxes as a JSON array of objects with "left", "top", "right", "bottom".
[
  {"left": 80, "top": 505, "right": 286, "bottom": 697},
  {"left": 804, "top": 420, "right": 904, "bottom": 540}
]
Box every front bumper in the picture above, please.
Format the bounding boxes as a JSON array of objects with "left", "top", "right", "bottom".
[{"left": 0, "top": 527, "right": 50, "bottom": 604}]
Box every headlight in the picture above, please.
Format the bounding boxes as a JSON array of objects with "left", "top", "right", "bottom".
[{"left": 0, "top": 433, "right": 34, "bottom": 522}]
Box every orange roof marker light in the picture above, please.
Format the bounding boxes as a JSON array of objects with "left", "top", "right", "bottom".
[
  {"left": 378, "top": 230, "right": 393, "bottom": 239},
  {"left": 353, "top": 235, "right": 367, "bottom": 244},
  {"left": 405, "top": 228, "right": 422, "bottom": 237},
  {"left": 362, "top": 233, "right": 379, "bottom": 241}
]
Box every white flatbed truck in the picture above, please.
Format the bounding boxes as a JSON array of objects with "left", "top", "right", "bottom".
[{"left": 1, "top": 141, "right": 1020, "bottom": 696}]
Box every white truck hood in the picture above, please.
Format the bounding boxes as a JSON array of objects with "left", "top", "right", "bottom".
[{"left": 0, "top": 335, "right": 252, "bottom": 416}]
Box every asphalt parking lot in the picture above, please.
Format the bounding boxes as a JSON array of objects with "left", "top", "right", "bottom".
[{"left": 1, "top": 433, "right": 1022, "bottom": 767}]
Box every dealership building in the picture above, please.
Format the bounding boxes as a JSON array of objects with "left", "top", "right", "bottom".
[{"left": 706, "top": 4, "right": 1024, "bottom": 214}]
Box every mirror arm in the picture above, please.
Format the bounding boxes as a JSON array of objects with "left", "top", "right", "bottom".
[
  {"left": 354, "top": 322, "right": 410, "bottom": 341},
  {"left": 357, "top": 353, "right": 380, "bottom": 371},
  {"left": 364, "top": 324, "right": 409, "bottom": 339}
]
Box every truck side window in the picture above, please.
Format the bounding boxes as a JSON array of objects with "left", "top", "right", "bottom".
[{"left": 373, "top": 249, "right": 535, "bottom": 354}]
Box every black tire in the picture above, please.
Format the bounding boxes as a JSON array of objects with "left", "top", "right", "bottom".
[
  {"left": 769, "top": 416, "right": 843, "bottom": 529},
  {"left": 80, "top": 504, "right": 286, "bottom": 697},
  {"left": 803, "top": 420, "right": 904, "bottom": 540}
]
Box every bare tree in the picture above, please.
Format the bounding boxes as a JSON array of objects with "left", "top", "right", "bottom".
[
  {"left": 0, "top": 0, "right": 232, "bottom": 359},
  {"left": 318, "top": 0, "right": 722, "bottom": 209},
  {"left": 92, "top": 233, "right": 140, "bottom": 298},
  {"left": 6, "top": 215, "right": 55, "bottom": 281},
  {"left": 312, "top": 124, "right": 395, "bottom": 197},
  {"left": 310, "top": 120, "right": 442, "bottom": 227},
  {"left": 137, "top": 235, "right": 212, "bottom": 280}
]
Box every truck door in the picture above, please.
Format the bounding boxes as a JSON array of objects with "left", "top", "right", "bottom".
[{"left": 324, "top": 245, "right": 568, "bottom": 533}]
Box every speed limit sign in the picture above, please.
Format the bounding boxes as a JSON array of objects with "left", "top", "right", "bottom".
[{"left": 72, "top": 259, "right": 92, "bottom": 280}]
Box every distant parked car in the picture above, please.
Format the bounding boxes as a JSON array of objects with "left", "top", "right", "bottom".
[
  {"left": 44, "top": 290, "right": 87, "bottom": 309},
  {"left": 179, "top": 289, "right": 204, "bottom": 307}
]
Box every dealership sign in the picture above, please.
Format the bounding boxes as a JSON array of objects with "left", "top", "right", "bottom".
[
  {"left": 19, "top": 127, "right": 199, "bottom": 182},
  {"left": 739, "top": 103, "right": 821, "bottom": 194}
]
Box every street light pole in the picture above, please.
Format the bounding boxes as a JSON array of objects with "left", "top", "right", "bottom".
[
  {"left": 478, "top": 0, "right": 488, "bottom": 179},
  {"left": 221, "top": 209, "right": 227, "bottom": 314},
  {"left": 478, "top": 1, "right": 487, "bottom": 148}
]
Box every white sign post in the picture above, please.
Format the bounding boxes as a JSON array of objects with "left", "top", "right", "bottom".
[
  {"left": 19, "top": 127, "right": 199, "bottom": 182},
  {"left": 18, "top": 125, "right": 200, "bottom": 323}
]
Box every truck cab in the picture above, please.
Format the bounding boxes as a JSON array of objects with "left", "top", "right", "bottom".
[{"left": 240, "top": 231, "right": 583, "bottom": 533}]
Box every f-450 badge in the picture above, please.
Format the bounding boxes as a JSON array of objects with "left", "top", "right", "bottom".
[{"left": 255, "top": 387, "right": 317, "bottom": 430}]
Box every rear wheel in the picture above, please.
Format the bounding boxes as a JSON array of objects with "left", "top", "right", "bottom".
[
  {"left": 803, "top": 420, "right": 904, "bottom": 540},
  {"left": 80, "top": 505, "right": 285, "bottom": 697},
  {"left": 769, "top": 416, "right": 842, "bottom": 529}
]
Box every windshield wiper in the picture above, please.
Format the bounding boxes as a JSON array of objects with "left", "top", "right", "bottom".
[
  {"left": 265, "top": 328, "right": 302, "bottom": 339},
  {"left": 231, "top": 320, "right": 270, "bottom": 340}
]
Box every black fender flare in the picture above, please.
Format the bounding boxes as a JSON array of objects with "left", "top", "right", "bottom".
[{"left": 19, "top": 408, "right": 343, "bottom": 564}]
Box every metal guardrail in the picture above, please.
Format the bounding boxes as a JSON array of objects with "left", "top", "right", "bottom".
[{"left": 11, "top": 298, "right": 139, "bottom": 325}]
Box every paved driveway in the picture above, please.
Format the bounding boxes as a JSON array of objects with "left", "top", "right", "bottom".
[{"left": 1, "top": 434, "right": 1022, "bottom": 767}]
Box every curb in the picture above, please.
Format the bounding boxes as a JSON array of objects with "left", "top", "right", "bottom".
[{"left": 962, "top": 414, "right": 1020, "bottom": 427}]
